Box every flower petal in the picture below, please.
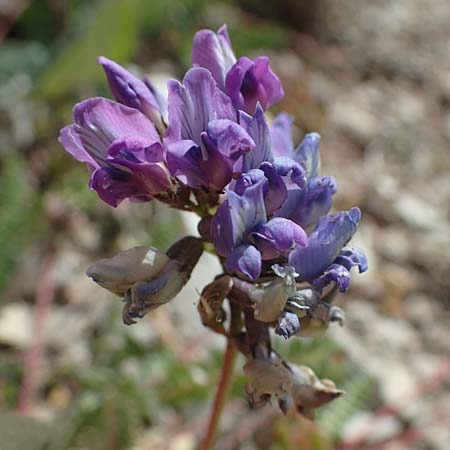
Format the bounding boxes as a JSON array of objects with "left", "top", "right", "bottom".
[
  {"left": 312, "top": 264, "right": 351, "bottom": 293},
  {"left": 275, "top": 311, "right": 301, "bottom": 339},
  {"left": 98, "top": 56, "right": 165, "bottom": 132},
  {"left": 226, "top": 244, "right": 262, "bottom": 280},
  {"left": 165, "top": 67, "right": 235, "bottom": 146},
  {"left": 207, "top": 119, "right": 255, "bottom": 161},
  {"left": 275, "top": 176, "right": 337, "bottom": 228},
  {"left": 192, "top": 25, "right": 236, "bottom": 90},
  {"left": 294, "top": 132, "right": 321, "bottom": 178},
  {"left": 251, "top": 217, "right": 307, "bottom": 259},
  {"left": 240, "top": 104, "right": 274, "bottom": 171},
  {"left": 334, "top": 247, "right": 368, "bottom": 273},
  {"left": 288, "top": 208, "right": 361, "bottom": 280},
  {"left": 60, "top": 97, "right": 160, "bottom": 168},
  {"left": 270, "top": 113, "right": 294, "bottom": 157}
]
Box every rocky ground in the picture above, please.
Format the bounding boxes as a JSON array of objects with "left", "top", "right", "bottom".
[{"left": 1, "top": 0, "right": 449, "bottom": 449}]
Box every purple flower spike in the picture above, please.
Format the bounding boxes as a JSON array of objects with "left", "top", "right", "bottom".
[
  {"left": 226, "top": 244, "right": 262, "bottom": 281},
  {"left": 165, "top": 67, "right": 235, "bottom": 146},
  {"left": 226, "top": 56, "right": 284, "bottom": 114},
  {"left": 270, "top": 113, "right": 294, "bottom": 157},
  {"left": 294, "top": 132, "right": 321, "bottom": 178},
  {"left": 98, "top": 56, "right": 165, "bottom": 133},
  {"left": 59, "top": 98, "right": 170, "bottom": 206},
  {"left": 192, "top": 25, "right": 236, "bottom": 90},
  {"left": 288, "top": 208, "right": 361, "bottom": 281}
]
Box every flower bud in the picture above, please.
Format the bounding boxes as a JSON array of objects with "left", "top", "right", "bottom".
[
  {"left": 87, "top": 236, "right": 203, "bottom": 324},
  {"left": 252, "top": 265, "right": 298, "bottom": 322}
]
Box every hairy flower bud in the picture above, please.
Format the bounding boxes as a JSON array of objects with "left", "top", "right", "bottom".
[{"left": 87, "top": 236, "right": 203, "bottom": 324}]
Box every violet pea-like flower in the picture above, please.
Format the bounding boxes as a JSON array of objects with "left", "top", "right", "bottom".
[
  {"left": 271, "top": 119, "right": 337, "bottom": 228},
  {"left": 165, "top": 67, "right": 254, "bottom": 191},
  {"left": 59, "top": 97, "right": 171, "bottom": 207},
  {"left": 192, "top": 25, "right": 284, "bottom": 114},
  {"left": 288, "top": 208, "right": 368, "bottom": 292},
  {"left": 211, "top": 174, "right": 307, "bottom": 280},
  {"left": 237, "top": 105, "right": 306, "bottom": 215}
]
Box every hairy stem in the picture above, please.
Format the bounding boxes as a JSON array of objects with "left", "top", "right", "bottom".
[{"left": 199, "top": 303, "right": 240, "bottom": 450}]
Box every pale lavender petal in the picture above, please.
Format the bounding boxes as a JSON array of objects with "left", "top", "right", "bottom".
[
  {"left": 334, "top": 247, "right": 368, "bottom": 273},
  {"left": 98, "top": 56, "right": 164, "bottom": 130},
  {"left": 206, "top": 119, "right": 255, "bottom": 161},
  {"left": 251, "top": 217, "right": 307, "bottom": 259},
  {"left": 288, "top": 208, "right": 361, "bottom": 280},
  {"left": 270, "top": 113, "right": 294, "bottom": 157},
  {"left": 294, "top": 132, "right": 321, "bottom": 178},
  {"left": 165, "top": 68, "right": 235, "bottom": 146},
  {"left": 66, "top": 97, "right": 160, "bottom": 167},
  {"left": 240, "top": 104, "right": 273, "bottom": 171},
  {"left": 226, "top": 244, "right": 262, "bottom": 280},
  {"left": 275, "top": 176, "right": 337, "bottom": 228},
  {"left": 59, "top": 124, "right": 99, "bottom": 170},
  {"left": 312, "top": 264, "right": 351, "bottom": 293},
  {"left": 192, "top": 25, "right": 236, "bottom": 90}
]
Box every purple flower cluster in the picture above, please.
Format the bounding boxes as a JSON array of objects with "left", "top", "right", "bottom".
[{"left": 59, "top": 25, "right": 367, "bottom": 301}]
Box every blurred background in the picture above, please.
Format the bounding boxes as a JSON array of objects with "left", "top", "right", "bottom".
[{"left": 1, "top": 0, "right": 450, "bottom": 449}]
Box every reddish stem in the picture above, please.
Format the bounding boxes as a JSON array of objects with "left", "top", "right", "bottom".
[{"left": 199, "top": 336, "right": 236, "bottom": 450}]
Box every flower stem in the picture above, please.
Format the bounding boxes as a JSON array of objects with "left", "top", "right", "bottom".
[{"left": 199, "top": 336, "right": 236, "bottom": 450}]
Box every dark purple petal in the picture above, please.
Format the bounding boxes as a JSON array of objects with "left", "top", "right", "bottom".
[
  {"left": 226, "top": 244, "right": 262, "bottom": 280},
  {"left": 275, "top": 176, "right": 337, "bottom": 228},
  {"left": 251, "top": 217, "right": 307, "bottom": 259},
  {"left": 165, "top": 68, "right": 235, "bottom": 146},
  {"left": 294, "top": 132, "right": 321, "bottom": 178},
  {"left": 258, "top": 162, "right": 287, "bottom": 215},
  {"left": 334, "top": 247, "right": 368, "bottom": 273},
  {"left": 106, "top": 139, "right": 171, "bottom": 194},
  {"left": 288, "top": 208, "right": 361, "bottom": 280},
  {"left": 98, "top": 57, "right": 165, "bottom": 132},
  {"left": 90, "top": 167, "right": 152, "bottom": 207},
  {"left": 312, "top": 264, "right": 351, "bottom": 293},
  {"left": 270, "top": 113, "right": 294, "bottom": 157},
  {"left": 59, "top": 97, "right": 160, "bottom": 168},
  {"left": 240, "top": 104, "right": 273, "bottom": 171},
  {"left": 225, "top": 56, "right": 284, "bottom": 113},
  {"left": 275, "top": 311, "right": 301, "bottom": 339},
  {"left": 206, "top": 119, "right": 255, "bottom": 161},
  {"left": 166, "top": 136, "right": 232, "bottom": 190},
  {"left": 192, "top": 25, "right": 236, "bottom": 90}
]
